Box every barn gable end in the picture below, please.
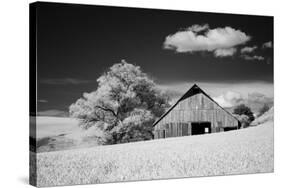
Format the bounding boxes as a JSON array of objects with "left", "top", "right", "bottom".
[{"left": 153, "top": 84, "right": 240, "bottom": 139}]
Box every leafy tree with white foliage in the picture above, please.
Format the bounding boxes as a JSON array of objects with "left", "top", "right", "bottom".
[{"left": 69, "top": 60, "right": 170, "bottom": 144}]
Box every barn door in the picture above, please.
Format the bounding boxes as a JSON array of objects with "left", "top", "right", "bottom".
[{"left": 181, "top": 123, "right": 190, "bottom": 136}]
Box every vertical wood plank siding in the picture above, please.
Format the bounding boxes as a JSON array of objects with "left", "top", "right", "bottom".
[{"left": 154, "top": 93, "right": 238, "bottom": 139}]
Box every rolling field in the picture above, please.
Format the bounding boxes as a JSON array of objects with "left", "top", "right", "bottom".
[{"left": 35, "top": 117, "right": 274, "bottom": 187}]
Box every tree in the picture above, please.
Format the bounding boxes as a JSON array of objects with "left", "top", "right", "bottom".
[
  {"left": 258, "top": 104, "right": 270, "bottom": 117},
  {"left": 234, "top": 114, "right": 250, "bottom": 128},
  {"left": 69, "top": 60, "right": 170, "bottom": 144},
  {"left": 233, "top": 104, "right": 255, "bottom": 122}
]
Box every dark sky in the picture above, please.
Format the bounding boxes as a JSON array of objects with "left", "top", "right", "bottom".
[{"left": 35, "top": 2, "right": 273, "bottom": 114}]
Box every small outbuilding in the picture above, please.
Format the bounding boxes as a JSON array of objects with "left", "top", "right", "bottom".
[{"left": 153, "top": 84, "right": 240, "bottom": 139}]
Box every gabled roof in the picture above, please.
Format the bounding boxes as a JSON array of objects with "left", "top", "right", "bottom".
[{"left": 153, "top": 84, "right": 239, "bottom": 126}]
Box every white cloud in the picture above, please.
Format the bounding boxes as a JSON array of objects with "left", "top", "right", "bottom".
[
  {"left": 213, "top": 91, "right": 244, "bottom": 108},
  {"left": 242, "top": 55, "right": 265, "bottom": 61},
  {"left": 240, "top": 46, "right": 257, "bottom": 54},
  {"left": 187, "top": 24, "right": 209, "bottom": 32},
  {"left": 240, "top": 46, "right": 265, "bottom": 61},
  {"left": 164, "top": 24, "right": 250, "bottom": 57},
  {"left": 262, "top": 41, "right": 273, "bottom": 48},
  {"left": 214, "top": 48, "right": 237, "bottom": 57}
]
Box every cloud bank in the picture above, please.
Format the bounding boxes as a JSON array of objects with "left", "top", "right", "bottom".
[
  {"left": 213, "top": 91, "right": 273, "bottom": 113},
  {"left": 242, "top": 55, "right": 265, "bottom": 61},
  {"left": 164, "top": 24, "right": 251, "bottom": 57},
  {"left": 214, "top": 48, "right": 237, "bottom": 57},
  {"left": 213, "top": 91, "right": 244, "bottom": 108},
  {"left": 158, "top": 81, "right": 273, "bottom": 108}
]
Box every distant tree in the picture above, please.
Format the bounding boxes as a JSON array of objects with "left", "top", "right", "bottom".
[
  {"left": 233, "top": 104, "right": 255, "bottom": 122},
  {"left": 258, "top": 104, "right": 270, "bottom": 117},
  {"left": 69, "top": 60, "right": 170, "bottom": 144},
  {"left": 234, "top": 114, "right": 251, "bottom": 128}
]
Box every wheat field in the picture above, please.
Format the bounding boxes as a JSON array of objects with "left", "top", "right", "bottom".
[{"left": 35, "top": 120, "right": 273, "bottom": 187}]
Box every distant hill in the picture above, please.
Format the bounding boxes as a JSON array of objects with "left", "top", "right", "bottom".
[
  {"left": 33, "top": 116, "right": 98, "bottom": 152},
  {"left": 251, "top": 107, "right": 274, "bottom": 126}
]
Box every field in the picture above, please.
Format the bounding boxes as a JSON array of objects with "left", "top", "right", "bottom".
[{"left": 35, "top": 112, "right": 274, "bottom": 187}]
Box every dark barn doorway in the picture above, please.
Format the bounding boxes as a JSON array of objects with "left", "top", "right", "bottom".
[
  {"left": 191, "top": 122, "right": 211, "bottom": 135},
  {"left": 224, "top": 127, "right": 237, "bottom": 132}
]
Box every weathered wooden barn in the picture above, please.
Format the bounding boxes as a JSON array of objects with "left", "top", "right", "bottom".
[{"left": 153, "top": 84, "right": 240, "bottom": 139}]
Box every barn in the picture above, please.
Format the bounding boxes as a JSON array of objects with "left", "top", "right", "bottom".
[{"left": 153, "top": 84, "right": 240, "bottom": 139}]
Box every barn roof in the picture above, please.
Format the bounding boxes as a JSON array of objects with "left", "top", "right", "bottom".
[{"left": 153, "top": 84, "right": 239, "bottom": 126}]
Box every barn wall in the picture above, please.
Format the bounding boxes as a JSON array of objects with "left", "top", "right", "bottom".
[{"left": 154, "top": 93, "right": 238, "bottom": 139}]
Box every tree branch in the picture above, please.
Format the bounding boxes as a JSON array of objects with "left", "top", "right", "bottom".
[
  {"left": 95, "top": 105, "right": 117, "bottom": 117},
  {"left": 94, "top": 110, "right": 105, "bottom": 122}
]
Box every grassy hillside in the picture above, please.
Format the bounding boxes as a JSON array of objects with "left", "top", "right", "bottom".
[{"left": 36, "top": 118, "right": 274, "bottom": 187}]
